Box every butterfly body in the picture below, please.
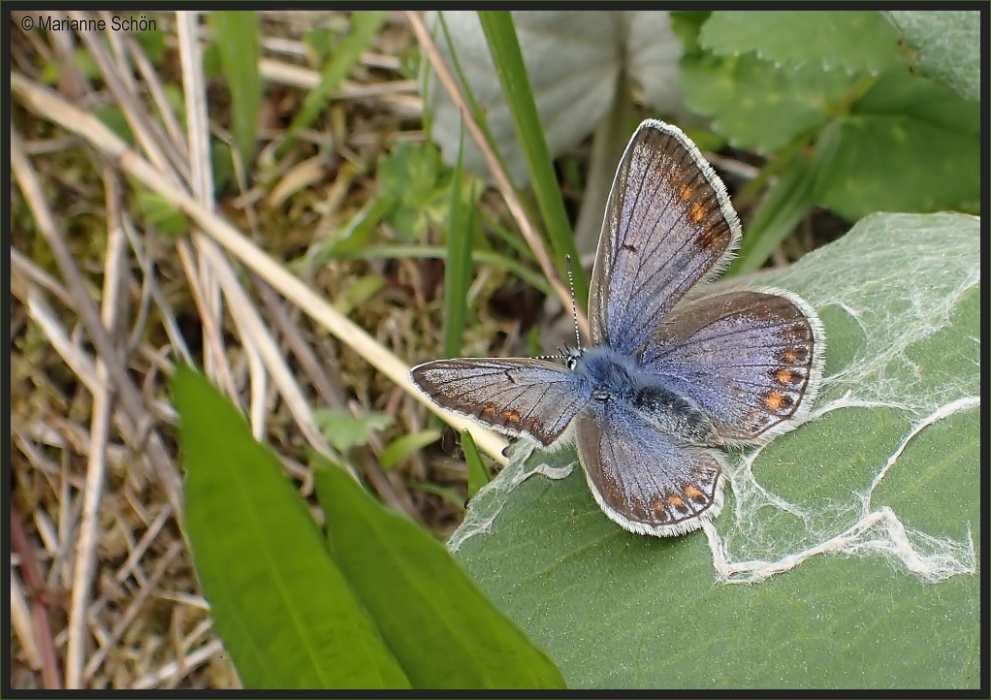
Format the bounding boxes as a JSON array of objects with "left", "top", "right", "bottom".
[
  {"left": 410, "top": 119, "right": 824, "bottom": 538},
  {"left": 572, "top": 345, "right": 719, "bottom": 447}
]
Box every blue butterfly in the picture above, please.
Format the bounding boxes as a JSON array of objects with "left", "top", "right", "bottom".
[{"left": 411, "top": 120, "right": 825, "bottom": 537}]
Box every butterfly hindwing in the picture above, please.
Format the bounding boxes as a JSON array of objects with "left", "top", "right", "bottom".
[
  {"left": 645, "top": 289, "right": 825, "bottom": 442},
  {"left": 575, "top": 399, "right": 725, "bottom": 537}
]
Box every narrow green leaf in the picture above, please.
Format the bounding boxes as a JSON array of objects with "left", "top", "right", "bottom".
[
  {"left": 476, "top": 11, "right": 586, "bottom": 304},
  {"left": 210, "top": 11, "right": 262, "bottom": 173},
  {"left": 137, "top": 190, "right": 189, "bottom": 238},
  {"left": 173, "top": 366, "right": 409, "bottom": 689},
  {"left": 314, "top": 409, "right": 393, "bottom": 452},
  {"left": 380, "top": 430, "right": 442, "bottom": 471},
  {"left": 314, "top": 464, "right": 566, "bottom": 689},
  {"left": 728, "top": 159, "right": 817, "bottom": 275},
  {"left": 323, "top": 195, "right": 395, "bottom": 257},
  {"left": 461, "top": 429, "right": 490, "bottom": 498},
  {"left": 409, "top": 481, "right": 467, "bottom": 512},
  {"left": 288, "top": 11, "right": 389, "bottom": 139}
]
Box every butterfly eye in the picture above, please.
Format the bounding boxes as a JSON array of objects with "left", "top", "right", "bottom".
[{"left": 564, "top": 346, "right": 583, "bottom": 371}]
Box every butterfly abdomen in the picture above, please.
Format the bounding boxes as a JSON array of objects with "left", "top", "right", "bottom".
[{"left": 632, "top": 383, "right": 718, "bottom": 446}]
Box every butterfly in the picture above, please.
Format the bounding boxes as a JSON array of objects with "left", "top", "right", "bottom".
[{"left": 410, "top": 119, "right": 825, "bottom": 537}]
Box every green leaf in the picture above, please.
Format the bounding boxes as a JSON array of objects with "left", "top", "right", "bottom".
[
  {"left": 462, "top": 429, "right": 491, "bottom": 498},
  {"left": 133, "top": 25, "right": 167, "bottom": 66},
  {"left": 314, "top": 409, "right": 393, "bottom": 452},
  {"left": 92, "top": 104, "right": 134, "bottom": 146},
  {"left": 681, "top": 51, "right": 855, "bottom": 152},
  {"left": 887, "top": 10, "right": 981, "bottom": 102},
  {"left": 377, "top": 141, "right": 455, "bottom": 241},
  {"left": 378, "top": 141, "right": 441, "bottom": 204},
  {"left": 333, "top": 275, "right": 384, "bottom": 316},
  {"left": 173, "top": 366, "right": 410, "bottom": 689},
  {"left": 314, "top": 464, "right": 567, "bottom": 689},
  {"left": 210, "top": 11, "right": 262, "bottom": 173},
  {"left": 137, "top": 190, "right": 189, "bottom": 238},
  {"left": 812, "top": 69, "right": 980, "bottom": 220},
  {"left": 380, "top": 430, "right": 443, "bottom": 471},
  {"left": 700, "top": 11, "right": 902, "bottom": 74},
  {"left": 449, "top": 214, "right": 979, "bottom": 688}
]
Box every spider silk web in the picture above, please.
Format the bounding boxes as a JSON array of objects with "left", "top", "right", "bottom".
[{"left": 448, "top": 213, "right": 979, "bottom": 585}]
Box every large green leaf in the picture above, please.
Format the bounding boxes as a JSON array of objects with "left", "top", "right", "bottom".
[
  {"left": 887, "top": 10, "right": 981, "bottom": 102},
  {"left": 450, "top": 213, "right": 979, "bottom": 688},
  {"left": 314, "top": 464, "right": 566, "bottom": 689},
  {"left": 812, "top": 70, "right": 980, "bottom": 220},
  {"left": 699, "top": 11, "right": 902, "bottom": 75},
  {"left": 681, "top": 50, "right": 855, "bottom": 152},
  {"left": 174, "top": 367, "right": 410, "bottom": 689}
]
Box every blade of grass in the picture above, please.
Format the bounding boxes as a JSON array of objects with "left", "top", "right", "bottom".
[
  {"left": 443, "top": 126, "right": 474, "bottom": 358},
  {"left": 408, "top": 12, "right": 579, "bottom": 334},
  {"left": 461, "top": 429, "right": 490, "bottom": 498},
  {"left": 434, "top": 13, "right": 515, "bottom": 189},
  {"left": 726, "top": 159, "right": 817, "bottom": 275},
  {"left": 209, "top": 11, "right": 262, "bottom": 174},
  {"left": 284, "top": 11, "right": 389, "bottom": 151},
  {"left": 319, "top": 245, "right": 551, "bottom": 296},
  {"left": 476, "top": 11, "right": 587, "bottom": 304}
]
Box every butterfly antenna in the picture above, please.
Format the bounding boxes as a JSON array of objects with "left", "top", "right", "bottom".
[{"left": 565, "top": 255, "right": 583, "bottom": 351}]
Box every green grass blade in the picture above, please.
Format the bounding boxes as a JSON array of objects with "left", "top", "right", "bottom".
[
  {"left": 461, "top": 429, "right": 491, "bottom": 498},
  {"left": 442, "top": 127, "right": 474, "bottom": 358},
  {"left": 210, "top": 11, "right": 262, "bottom": 174},
  {"left": 287, "top": 11, "right": 389, "bottom": 141},
  {"left": 476, "top": 11, "right": 587, "bottom": 304},
  {"left": 728, "top": 159, "right": 817, "bottom": 275}
]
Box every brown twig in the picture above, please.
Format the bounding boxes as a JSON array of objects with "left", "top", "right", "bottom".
[{"left": 10, "top": 507, "right": 63, "bottom": 689}]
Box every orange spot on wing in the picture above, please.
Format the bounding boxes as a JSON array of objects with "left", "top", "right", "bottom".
[
  {"left": 684, "top": 485, "right": 705, "bottom": 501},
  {"left": 501, "top": 409, "right": 522, "bottom": 423},
  {"left": 775, "top": 368, "right": 799, "bottom": 385},
  {"left": 667, "top": 494, "right": 685, "bottom": 508},
  {"left": 679, "top": 184, "right": 694, "bottom": 201},
  {"left": 689, "top": 201, "right": 706, "bottom": 223},
  {"left": 764, "top": 391, "right": 794, "bottom": 412}
]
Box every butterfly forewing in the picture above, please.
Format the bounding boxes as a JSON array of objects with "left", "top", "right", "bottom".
[
  {"left": 410, "top": 358, "right": 592, "bottom": 446},
  {"left": 589, "top": 120, "right": 742, "bottom": 359},
  {"left": 645, "top": 289, "right": 825, "bottom": 442}
]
